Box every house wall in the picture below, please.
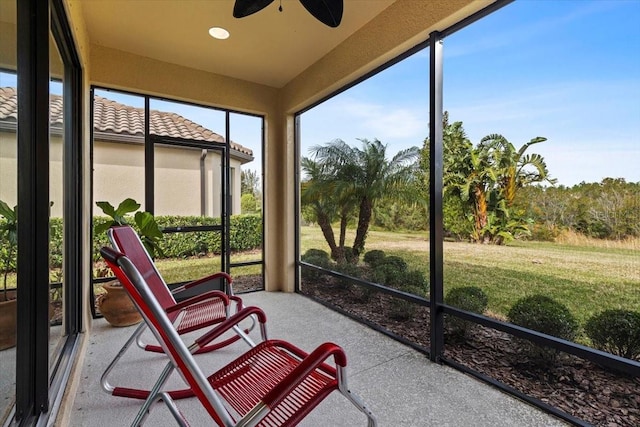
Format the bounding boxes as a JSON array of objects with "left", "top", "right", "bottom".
[
  {"left": 93, "top": 140, "right": 242, "bottom": 217},
  {"left": 0, "top": 131, "right": 17, "bottom": 208},
  {"left": 0, "top": 132, "right": 65, "bottom": 216},
  {"left": 1, "top": 135, "right": 242, "bottom": 217}
]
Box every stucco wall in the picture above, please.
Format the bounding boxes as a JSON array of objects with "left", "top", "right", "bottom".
[
  {"left": 92, "top": 140, "right": 243, "bottom": 217},
  {"left": 0, "top": 131, "right": 16, "bottom": 207}
]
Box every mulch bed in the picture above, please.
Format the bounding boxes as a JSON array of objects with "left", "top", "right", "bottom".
[{"left": 301, "top": 279, "right": 639, "bottom": 427}]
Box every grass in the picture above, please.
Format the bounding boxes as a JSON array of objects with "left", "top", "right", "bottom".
[
  {"left": 300, "top": 225, "right": 640, "bottom": 327},
  {"left": 4, "top": 225, "right": 638, "bottom": 329}
]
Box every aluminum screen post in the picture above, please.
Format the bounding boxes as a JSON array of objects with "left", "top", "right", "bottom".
[{"left": 429, "top": 32, "right": 444, "bottom": 363}]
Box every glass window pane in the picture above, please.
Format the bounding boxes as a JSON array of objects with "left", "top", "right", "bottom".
[
  {"left": 150, "top": 99, "right": 226, "bottom": 221},
  {"left": 0, "top": 0, "right": 17, "bottom": 419},
  {"left": 92, "top": 90, "right": 146, "bottom": 307},
  {"left": 49, "top": 31, "right": 65, "bottom": 363}
]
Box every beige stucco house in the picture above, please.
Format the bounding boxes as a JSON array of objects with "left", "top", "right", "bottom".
[{"left": 0, "top": 87, "right": 253, "bottom": 217}]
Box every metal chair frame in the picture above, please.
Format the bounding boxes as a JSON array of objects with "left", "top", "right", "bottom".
[
  {"left": 101, "top": 225, "right": 255, "bottom": 400},
  {"left": 101, "top": 247, "right": 377, "bottom": 427}
]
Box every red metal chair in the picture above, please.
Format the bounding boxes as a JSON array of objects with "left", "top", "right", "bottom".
[
  {"left": 101, "top": 246, "right": 377, "bottom": 427},
  {"left": 101, "top": 225, "right": 255, "bottom": 400}
]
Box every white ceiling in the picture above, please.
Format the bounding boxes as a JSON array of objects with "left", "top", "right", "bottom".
[{"left": 79, "top": 0, "right": 397, "bottom": 88}]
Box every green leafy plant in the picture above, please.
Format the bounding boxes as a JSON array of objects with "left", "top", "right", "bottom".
[
  {"left": 508, "top": 294, "right": 578, "bottom": 364},
  {"left": 95, "top": 198, "right": 164, "bottom": 258},
  {"left": 0, "top": 200, "right": 18, "bottom": 301},
  {"left": 445, "top": 286, "right": 489, "bottom": 337},
  {"left": 379, "top": 255, "right": 407, "bottom": 272},
  {"left": 302, "top": 249, "right": 331, "bottom": 263},
  {"left": 389, "top": 284, "right": 423, "bottom": 321},
  {"left": 585, "top": 309, "right": 640, "bottom": 360},
  {"left": 363, "top": 249, "right": 386, "bottom": 266},
  {"left": 301, "top": 255, "right": 331, "bottom": 281}
]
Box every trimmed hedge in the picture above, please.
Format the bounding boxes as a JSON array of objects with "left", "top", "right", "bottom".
[
  {"left": 30, "top": 214, "right": 262, "bottom": 272},
  {"left": 508, "top": 294, "right": 579, "bottom": 363},
  {"left": 445, "top": 286, "right": 489, "bottom": 337},
  {"left": 585, "top": 309, "right": 640, "bottom": 360},
  {"left": 508, "top": 294, "right": 579, "bottom": 341}
]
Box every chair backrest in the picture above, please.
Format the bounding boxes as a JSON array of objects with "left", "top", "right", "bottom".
[
  {"left": 108, "top": 225, "right": 176, "bottom": 310},
  {"left": 100, "top": 247, "right": 233, "bottom": 426}
]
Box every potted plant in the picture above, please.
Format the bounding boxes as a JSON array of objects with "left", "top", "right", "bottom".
[
  {"left": 0, "top": 200, "right": 17, "bottom": 350},
  {"left": 94, "top": 198, "right": 163, "bottom": 327}
]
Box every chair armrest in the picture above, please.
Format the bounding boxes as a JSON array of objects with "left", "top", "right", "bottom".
[
  {"left": 171, "top": 272, "right": 233, "bottom": 295},
  {"left": 262, "top": 341, "right": 347, "bottom": 408},
  {"left": 165, "top": 290, "right": 229, "bottom": 314},
  {"left": 194, "top": 306, "right": 267, "bottom": 348},
  {"left": 229, "top": 295, "right": 244, "bottom": 312}
]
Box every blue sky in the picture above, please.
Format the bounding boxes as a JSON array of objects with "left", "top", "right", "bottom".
[
  {"left": 301, "top": 0, "right": 640, "bottom": 186},
  {"left": 1, "top": 1, "right": 638, "bottom": 187}
]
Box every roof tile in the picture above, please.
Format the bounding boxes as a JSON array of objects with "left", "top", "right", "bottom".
[{"left": 0, "top": 87, "right": 252, "bottom": 156}]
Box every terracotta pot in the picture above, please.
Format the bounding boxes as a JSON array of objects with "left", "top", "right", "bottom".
[
  {"left": 97, "top": 280, "right": 142, "bottom": 327},
  {"left": 0, "top": 291, "right": 17, "bottom": 350}
]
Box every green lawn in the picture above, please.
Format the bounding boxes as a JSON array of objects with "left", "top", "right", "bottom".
[
  {"left": 4, "top": 226, "right": 637, "bottom": 329},
  {"left": 300, "top": 226, "right": 640, "bottom": 326}
]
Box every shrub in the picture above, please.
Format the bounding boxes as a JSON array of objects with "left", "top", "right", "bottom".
[
  {"left": 446, "top": 286, "right": 488, "bottom": 312},
  {"left": 508, "top": 294, "right": 579, "bottom": 364},
  {"left": 336, "top": 246, "right": 358, "bottom": 264},
  {"left": 389, "top": 284, "right": 422, "bottom": 321},
  {"left": 585, "top": 309, "right": 640, "bottom": 360},
  {"left": 380, "top": 256, "right": 407, "bottom": 272},
  {"left": 363, "top": 250, "right": 386, "bottom": 266},
  {"left": 445, "top": 286, "right": 488, "bottom": 337},
  {"left": 240, "top": 193, "right": 257, "bottom": 213},
  {"left": 371, "top": 264, "right": 404, "bottom": 289},
  {"left": 402, "top": 269, "right": 428, "bottom": 294},
  {"left": 301, "top": 249, "right": 330, "bottom": 262},
  {"left": 334, "top": 261, "right": 360, "bottom": 283},
  {"left": 349, "top": 283, "right": 377, "bottom": 303},
  {"left": 300, "top": 254, "right": 331, "bottom": 281}
]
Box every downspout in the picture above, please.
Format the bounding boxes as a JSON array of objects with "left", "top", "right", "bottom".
[{"left": 200, "top": 149, "right": 207, "bottom": 216}]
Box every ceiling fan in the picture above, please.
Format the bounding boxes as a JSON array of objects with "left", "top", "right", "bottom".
[{"left": 233, "top": 0, "right": 343, "bottom": 28}]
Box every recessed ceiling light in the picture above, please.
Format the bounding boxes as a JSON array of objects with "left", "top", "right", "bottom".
[{"left": 209, "top": 27, "right": 230, "bottom": 40}]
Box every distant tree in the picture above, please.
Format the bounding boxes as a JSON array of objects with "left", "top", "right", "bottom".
[
  {"left": 241, "top": 169, "right": 260, "bottom": 196},
  {"left": 241, "top": 193, "right": 257, "bottom": 213}
]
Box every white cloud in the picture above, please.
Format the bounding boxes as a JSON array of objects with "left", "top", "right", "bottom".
[{"left": 335, "top": 98, "right": 428, "bottom": 140}]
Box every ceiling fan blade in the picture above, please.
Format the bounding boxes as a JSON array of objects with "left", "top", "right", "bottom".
[
  {"left": 299, "top": 0, "right": 343, "bottom": 27},
  {"left": 233, "top": 0, "right": 275, "bottom": 18}
]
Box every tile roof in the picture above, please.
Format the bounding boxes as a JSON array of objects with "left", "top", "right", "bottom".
[{"left": 0, "top": 87, "right": 253, "bottom": 156}]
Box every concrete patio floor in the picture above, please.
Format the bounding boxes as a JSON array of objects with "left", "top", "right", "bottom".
[{"left": 71, "top": 291, "right": 568, "bottom": 426}]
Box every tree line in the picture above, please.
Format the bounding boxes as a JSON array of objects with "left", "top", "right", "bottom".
[{"left": 294, "top": 112, "right": 639, "bottom": 260}]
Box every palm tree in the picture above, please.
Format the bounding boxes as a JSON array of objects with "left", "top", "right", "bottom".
[
  {"left": 311, "top": 138, "right": 419, "bottom": 257},
  {"left": 300, "top": 157, "right": 338, "bottom": 259}
]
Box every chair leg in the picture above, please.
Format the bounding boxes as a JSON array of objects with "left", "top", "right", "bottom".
[
  {"left": 337, "top": 366, "right": 378, "bottom": 427},
  {"left": 101, "top": 322, "right": 147, "bottom": 394},
  {"left": 103, "top": 322, "right": 196, "bottom": 400},
  {"left": 131, "top": 362, "right": 176, "bottom": 427}
]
